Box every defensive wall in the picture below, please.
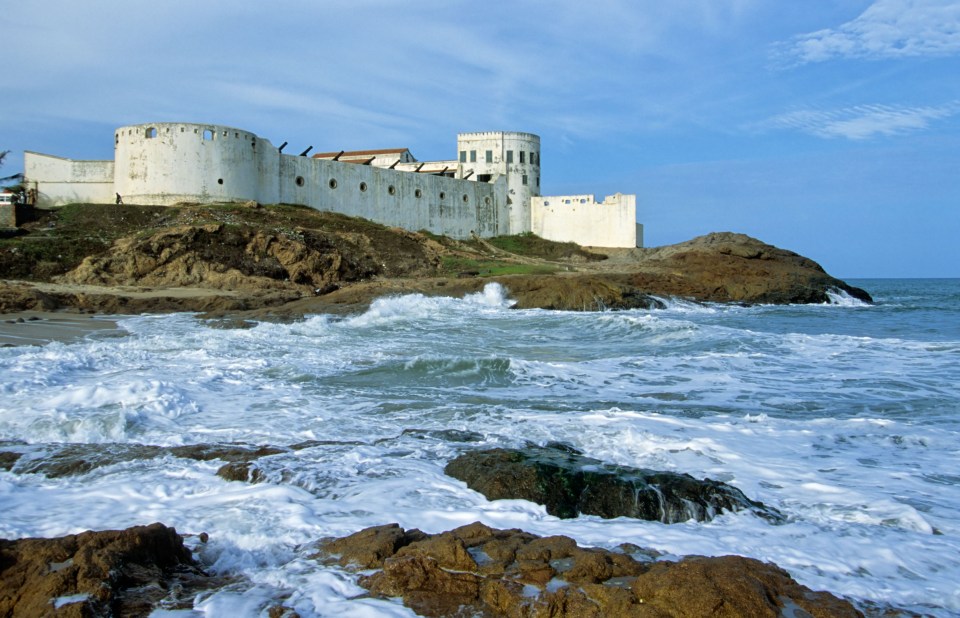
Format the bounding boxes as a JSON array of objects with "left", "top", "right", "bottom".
[
  {"left": 531, "top": 193, "right": 638, "bottom": 248},
  {"left": 22, "top": 122, "right": 639, "bottom": 247}
]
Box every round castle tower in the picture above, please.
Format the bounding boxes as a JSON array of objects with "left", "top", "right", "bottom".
[
  {"left": 114, "top": 123, "right": 263, "bottom": 205},
  {"left": 457, "top": 131, "right": 540, "bottom": 234}
]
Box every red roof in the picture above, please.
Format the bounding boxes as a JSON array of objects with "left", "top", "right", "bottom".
[{"left": 312, "top": 148, "right": 411, "bottom": 159}]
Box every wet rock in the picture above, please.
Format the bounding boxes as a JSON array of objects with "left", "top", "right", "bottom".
[
  {"left": 216, "top": 461, "right": 267, "bottom": 483},
  {"left": 1, "top": 442, "right": 288, "bottom": 478},
  {"left": 445, "top": 445, "right": 782, "bottom": 522},
  {"left": 0, "top": 523, "right": 209, "bottom": 617},
  {"left": 315, "top": 522, "right": 862, "bottom": 618}
]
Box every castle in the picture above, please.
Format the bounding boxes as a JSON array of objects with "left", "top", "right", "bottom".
[{"left": 22, "top": 122, "right": 642, "bottom": 248}]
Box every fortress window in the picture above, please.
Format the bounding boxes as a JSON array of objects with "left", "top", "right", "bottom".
[
  {"left": 484, "top": 196, "right": 491, "bottom": 206},
  {"left": 536, "top": 176, "right": 540, "bottom": 187},
  {"left": 506, "top": 150, "right": 513, "bottom": 164},
  {"left": 519, "top": 151, "right": 525, "bottom": 164},
  {"left": 359, "top": 182, "right": 368, "bottom": 192},
  {"left": 522, "top": 175, "right": 528, "bottom": 185},
  {"left": 470, "top": 150, "right": 477, "bottom": 163},
  {"left": 235, "top": 132, "right": 239, "bottom": 138},
  {"left": 329, "top": 178, "right": 338, "bottom": 189},
  {"left": 222, "top": 131, "right": 228, "bottom": 137},
  {"left": 203, "top": 129, "right": 214, "bottom": 140},
  {"left": 415, "top": 188, "right": 423, "bottom": 198},
  {"left": 460, "top": 151, "right": 467, "bottom": 163},
  {"left": 295, "top": 176, "right": 305, "bottom": 187},
  {"left": 388, "top": 185, "right": 397, "bottom": 196},
  {"left": 146, "top": 127, "right": 157, "bottom": 138},
  {"left": 439, "top": 191, "right": 446, "bottom": 200},
  {"left": 463, "top": 194, "right": 469, "bottom": 203},
  {"left": 485, "top": 150, "right": 492, "bottom": 163},
  {"left": 218, "top": 178, "right": 224, "bottom": 185}
]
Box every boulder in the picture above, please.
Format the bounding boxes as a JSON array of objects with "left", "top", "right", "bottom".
[
  {"left": 445, "top": 444, "right": 782, "bottom": 522},
  {"left": 0, "top": 523, "right": 207, "bottom": 617},
  {"left": 315, "top": 522, "right": 863, "bottom": 618}
]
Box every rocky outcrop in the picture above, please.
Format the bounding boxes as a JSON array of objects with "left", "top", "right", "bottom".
[
  {"left": 315, "top": 522, "right": 863, "bottom": 617},
  {"left": 445, "top": 444, "right": 782, "bottom": 523},
  {"left": 0, "top": 523, "right": 207, "bottom": 617}
]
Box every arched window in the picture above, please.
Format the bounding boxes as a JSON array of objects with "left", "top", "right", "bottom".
[
  {"left": 203, "top": 129, "right": 214, "bottom": 140},
  {"left": 145, "top": 127, "right": 157, "bottom": 139}
]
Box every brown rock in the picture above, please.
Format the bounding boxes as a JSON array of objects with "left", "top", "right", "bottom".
[
  {"left": 315, "top": 523, "right": 864, "bottom": 618},
  {"left": 0, "top": 523, "right": 208, "bottom": 617}
]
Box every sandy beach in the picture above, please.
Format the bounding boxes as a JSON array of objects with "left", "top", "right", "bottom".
[{"left": 0, "top": 311, "right": 121, "bottom": 347}]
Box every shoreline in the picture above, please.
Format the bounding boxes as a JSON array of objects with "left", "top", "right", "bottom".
[{"left": 0, "top": 310, "right": 121, "bottom": 347}]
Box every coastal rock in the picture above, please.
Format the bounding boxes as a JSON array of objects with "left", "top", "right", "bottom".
[
  {"left": 0, "top": 523, "right": 207, "bottom": 617},
  {"left": 444, "top": 445, "right": 782, "bottom": 522},
  {"left": 315, "top": 522, "right": 863, "bottom": 618}
]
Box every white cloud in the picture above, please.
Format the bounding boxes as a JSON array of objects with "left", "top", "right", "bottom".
[
  {"left": 778, "top": 0, "right": 960, "bottom": 64},
  {"left": 757, "top": 101, "right": 960, "bottom": 139}
]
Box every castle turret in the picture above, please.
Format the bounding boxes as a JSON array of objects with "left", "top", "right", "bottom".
[
  {"left": 114, "top": 123, "right": 268, "bottom": 205},
  {"left": 457, "top": 131, "right": 540, "bottom": 234}
]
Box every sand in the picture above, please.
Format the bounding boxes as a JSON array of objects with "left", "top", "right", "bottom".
[{"left": 0, "top": 311, "right": 122, "bottom": 347}]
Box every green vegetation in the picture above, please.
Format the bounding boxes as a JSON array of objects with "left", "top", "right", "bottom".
[
  {"left": 487, "top": 232, "right": 607, "bottom": 262},
  {"left": 439, "top": 256, "right": 558, "bottom": 277}
]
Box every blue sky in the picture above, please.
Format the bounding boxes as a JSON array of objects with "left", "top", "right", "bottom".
[{"left": 4, "top": 1, "right": 959, "bottom": 277}]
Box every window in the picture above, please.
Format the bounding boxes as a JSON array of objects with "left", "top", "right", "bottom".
[
  {"left": 470, "top": 150, "right": 477, "bottom": 163},
  {"left": 477, "top": 174, "right": 492, "bottom": 183},
  {"left": 484, "top": 197, "right": 491, "bottom": 206},
  {"left": 145, "top": 127, "right": 157, "bottom": 139},
  {"left": 506, "top": 150, "right": 513, "bottom": 164},
  {"left": 388, "top": 185, "right": 397, "bottom": 196},
  {"left": 359, "top": 182, "right": 368, "bottom": 192},
  {"left": 217, "top": 178, "right": 224, "bottom": 185},
  {"left": 519, "top": 151, "right": 525, "bottom": 164},
  {"left": 522, "top": 175, "right": 528, "bottom": 185},
  {"left": 439, "top": 191, "right": 446, "bottom": 200},
  {"left": 536, "top": 176, "right": 540, "bottom": 187},
  {"left": 485, "top": 150, "right": 492, "bottom": 163},
  {"left": 329, "top": 179, "right": 338, "bottom": 189},
  {"left": 295, "top": 176, "right": 305, "bottom": 187},
  {"left": 462, "top": 194, "right": 469, "bottom": 203},
  {"left": 203, "top": 129, "right": 214, "bottom": 140},
  {"left": 415, "top": 188, "right": 423, "bottom": 198},
  {"left": 460, "top": 151, "right": 467, "bottom": 163}
]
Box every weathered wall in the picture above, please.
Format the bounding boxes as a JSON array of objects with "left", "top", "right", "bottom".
[
  {"left": 531, "top": 193, "right": 638, "bottom": 248},
  {"left": 279, "top": 156, "right": 509, "bottom": 238},
  {"left": 0, "top": 204, "right": 14, "bottom": 228},
  {"left": 23, "top": 152, "right": 115, "bottom": 207},
  {"left": 114, "top": 123, "right": 267, "bottom": 205}
]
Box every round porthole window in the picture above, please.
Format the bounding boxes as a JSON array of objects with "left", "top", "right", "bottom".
[
  {"left": 388, "top": 185, "right": 396, "bottom": 196},
  {"left": 295, "top": 176, "right": 305, "bottom": 187},
  {"left": 415, "top": 188, "right": 422, "bottom": 198},
  {"left": 329, "top": 179, "right": 338, "bottom": 189},
  {"left": 462, "top": 194, "right": 469, "bottom": 203},
  {"left": 439, "top": 192, "right": 446, "bottom": 200},
  {"left": 484, "top": 197, "right": 491, "bottom": 206},
  {"left": 360, "top": 182, "right": 368, "bottom": 192},
  {"left": 217, "top": 178, "right": 224, "bottom": 185}
]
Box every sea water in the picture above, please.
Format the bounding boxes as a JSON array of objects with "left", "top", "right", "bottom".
[{"left": 1, "top": 279, "right": 959, "bottom": 616}]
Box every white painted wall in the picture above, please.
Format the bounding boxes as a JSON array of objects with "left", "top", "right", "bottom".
[
  {"left": 23, "top": 152, "right": 114, "bottom": 207},
  {"left": 114, "top": 123, "right": 263, "bottom": 205},
  {"left": 531, "top": 193, "right": 638, "bottom": 248}
]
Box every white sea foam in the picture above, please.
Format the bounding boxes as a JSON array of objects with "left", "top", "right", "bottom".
[{"left": 1, "top": 281, "right": 959, "bottom": 616}]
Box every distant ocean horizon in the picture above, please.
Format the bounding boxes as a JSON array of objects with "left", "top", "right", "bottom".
[{"left": 2, "top": 278, "right": 959, "bottom": 616}]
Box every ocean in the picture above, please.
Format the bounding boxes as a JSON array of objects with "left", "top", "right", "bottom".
[{"left": 1, "top": 278, "right": 959, "bottom": 616}]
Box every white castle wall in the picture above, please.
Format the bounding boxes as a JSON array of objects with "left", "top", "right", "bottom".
[
  {"left": 114, "top": 124, "right": 266, "bottom": 205},
  {"left": 531, "top": 193, "right": 638, "bottom": 248},
  {"left": 279, "top": 156, "right": 509, "bottom": 238},
  {"left": 23, "top": 152, "right": 114, "bottom": 207}
]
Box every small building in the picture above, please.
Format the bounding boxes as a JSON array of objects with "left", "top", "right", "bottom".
[{"left": 22, "top": 123, "right": 642, "bottom": 248}]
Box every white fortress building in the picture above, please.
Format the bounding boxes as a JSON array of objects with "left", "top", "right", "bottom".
[{"left": 23, "top": 122, "right": 642, "bottom": 248}]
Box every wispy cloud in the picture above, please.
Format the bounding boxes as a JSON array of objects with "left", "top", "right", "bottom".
[
  {"left": 756, "top": 101, "right": 960, "bottom": 139},
  {"left": 776, "top": 0, "right": 960, "bottom": 64}
]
